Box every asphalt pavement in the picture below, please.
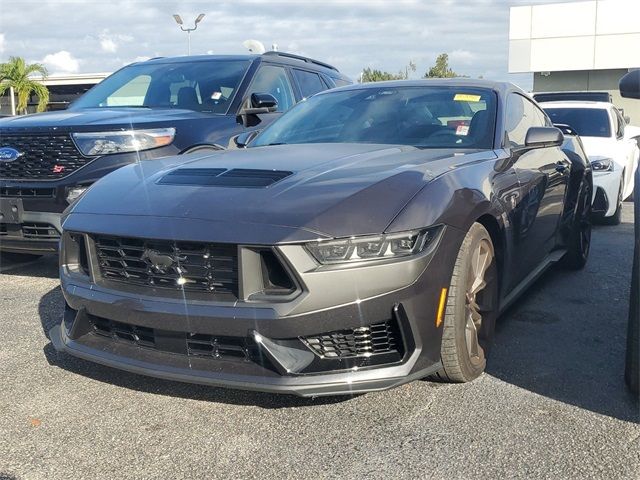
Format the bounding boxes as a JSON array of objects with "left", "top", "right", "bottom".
[{"left": 0, "top": 206, "right": 638, "bottom": 480}]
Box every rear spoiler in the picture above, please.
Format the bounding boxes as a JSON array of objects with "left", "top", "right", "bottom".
[{"left": 534, "top": 91, "right": 612, "bottom": 103}]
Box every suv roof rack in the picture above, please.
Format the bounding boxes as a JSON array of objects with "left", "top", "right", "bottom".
[{"left": 262, "top": 51, "right": 338, "bottom": 72}]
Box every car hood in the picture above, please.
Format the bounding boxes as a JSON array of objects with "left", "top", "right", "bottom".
[
  {"left": 0, "top": 107, "right": 224, "bottom": 132},
  {"left": 580, "top": 136, "right": 617, "bottom": 157},
  {"left": 66, "top": 143, "right": 494, "bottom": 244}
]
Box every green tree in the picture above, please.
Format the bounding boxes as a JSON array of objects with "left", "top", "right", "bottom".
[
  {"left": 0, "top": 56, "right": 50, "bottom": 114},
  {"left": 360, "top": 61, "right": 417, "bottom": 83},
  {"left": 424, "top": 53, "right": 459, "bottom": 79}
]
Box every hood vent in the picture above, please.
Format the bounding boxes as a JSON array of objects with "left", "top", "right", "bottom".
[{"left": 158, "top": 168, "right": 293, "bottom": 188}]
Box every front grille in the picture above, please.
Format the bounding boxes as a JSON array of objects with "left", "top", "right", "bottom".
[
  {"left": 0, "top": 187, "right": 56, "bottom": 198},
  {"left": 22, "top": 223, "right": 60, "bottom": 239},
  {"left": 0, "top": 134, "right": 92, "bottom": 180},
  {"left": 94, "top": 235, "right": 239, "bottom": 297},
  {"left": 187, "top": 333, "right": 256, "bottom": 360},
  {"left": 303, "top": 321, "right": 402, "bottom": 359},
  {"left": 0, "top": 224, "right": 6, "bottom": 236}
]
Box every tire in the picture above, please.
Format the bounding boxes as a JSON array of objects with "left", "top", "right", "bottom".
[
  {"left": 431, "top": 223, "right": 499, "bottom": 383},
  {"left": 602, "top": 179, "right": 623, "bottom": 225},
  {"left": 561, "top": 178, "right": 592, "bottom": 270}
]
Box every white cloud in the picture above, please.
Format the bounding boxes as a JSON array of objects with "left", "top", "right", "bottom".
[
  {"left": 449, "top": 49, "right": 474, "bottom": 65},
  {"left": 100, "top": 37, "right": 117, "bottom": 53},
  {"left": 42, "top": 50, "right": 79, "bottom": 74},
  {"left": 98, "top": 30, "right": 134, "bottom": 53},
  {"left": 0, "top": 33, "right": 5, "bottom": 54}
]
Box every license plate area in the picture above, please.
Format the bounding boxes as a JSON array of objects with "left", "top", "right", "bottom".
[{"left": 0, "top": 198, "right": 24, "bottom": 224}]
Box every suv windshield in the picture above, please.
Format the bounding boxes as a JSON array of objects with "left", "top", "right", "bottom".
[
  {"left": 252, "top": 86, "right": 497, "bottom": 149},
  {"left": 70, "top": 60, "right": 250, "bottom": 114},
  {"left": 543, "top": 107, "right": 611, "bottom": 138}
]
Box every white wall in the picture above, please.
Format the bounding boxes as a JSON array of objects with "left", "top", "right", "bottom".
[{"left": 509, "top": 0, "right": 640, "bottom": 73}]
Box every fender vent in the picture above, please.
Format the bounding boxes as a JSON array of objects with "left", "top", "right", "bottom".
[{"left": 158, "top": 168, "right": 293, "bottom": 188}]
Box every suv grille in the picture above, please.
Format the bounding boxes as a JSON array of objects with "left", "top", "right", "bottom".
[
  {"left": 0, "top": 187, "right": 56, "bottom": 198},
  {"left": 0, "top": 135, "right": 91, "bottom": 180},
  {"left": 302, "top": 321, "right": 402, "bottom": 359},
  {"left": 94, "top": 235, "right": 239, "bottom": 298}
]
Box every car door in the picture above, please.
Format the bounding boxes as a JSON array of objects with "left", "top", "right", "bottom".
[
  {"left": 292, "top": 69, "right": 329, "bottom": 99},
  {"left": 505, "top": 93, "right": 570, "bottom": 286},
  {"left": 241, "top": 63, "right": 296, "bottom": 130}
]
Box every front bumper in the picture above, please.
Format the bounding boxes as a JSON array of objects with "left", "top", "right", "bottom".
[
  {"left": 592, "top": 169, "right": 622, "bottom": 217},
  {"left": 53, "top": 227, "right": 461, "bottom": 396}
]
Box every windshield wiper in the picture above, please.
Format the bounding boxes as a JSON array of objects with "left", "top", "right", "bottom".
[{"left": 266, "top": 142, "right": 287, "bottom": 146}]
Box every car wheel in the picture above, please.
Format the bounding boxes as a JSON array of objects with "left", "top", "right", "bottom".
[
  {"left": 561, "top": 178, "right": 592, "bottom": 270},
  {"left": 602, "top": 179, "right": 623, "bottom": 225},
  {"left": 431, "top": 222, "right": 498, "bottom": 383}
]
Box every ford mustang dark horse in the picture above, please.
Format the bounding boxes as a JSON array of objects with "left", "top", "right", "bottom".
[{"left": 51, "top": 80, "right": 592, "bottom": 396}]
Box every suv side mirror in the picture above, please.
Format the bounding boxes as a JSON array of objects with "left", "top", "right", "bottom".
[
  {"left": 237, "top": 92, "right": 278, "bottom": 127},
  {"left": 524, "top": 126, "right": 564, "bottom": 148},
  {"left": 620, "top": 70, "right": 640, "bottom": 99}
]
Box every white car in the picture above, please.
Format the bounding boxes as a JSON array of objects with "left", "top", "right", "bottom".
[{"left": 541, "top": 101, "right": 639, "bottom": 224}]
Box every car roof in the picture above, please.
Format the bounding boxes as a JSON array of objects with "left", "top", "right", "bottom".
[
  {"left": 538, "top": 101, "right": 613, "bottom": 109},
  {"left": 325, "top": 78, "right": 521, "bottom": 95},
  {"left": 139, "top": 52, "right": 347, "bottom": 79}
]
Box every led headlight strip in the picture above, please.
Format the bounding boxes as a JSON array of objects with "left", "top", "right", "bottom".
[
  {"left": 305, "top": 226, "right": 443, "bottom": 265},
  {"left": 72, "top": 128, "right": 176, "bottom": 156}
]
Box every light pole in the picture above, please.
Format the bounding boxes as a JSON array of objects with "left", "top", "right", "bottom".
[{"left": 173, "top": 13, "right": 205, "bottom": 56}]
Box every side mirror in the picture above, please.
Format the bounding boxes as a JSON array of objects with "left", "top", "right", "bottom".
[
  {"left": 237, "top": 92, "right": 278, "bottom": 127},
  {"left": 620, "top": 70, "right": 640, "bottom": 99},
  {"left": 625, "top": 115, "right": 631, "bottom": 124},
  {"left": 524, "top": 126, "right": 564, "bottom": 148},
  {"left": 233, "top": 130, "right": 261, "bottom": 148}
]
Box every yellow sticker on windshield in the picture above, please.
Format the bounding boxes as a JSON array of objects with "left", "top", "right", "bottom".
[{"left": 454, "top": 93, "right": 481, "bottom": 102}]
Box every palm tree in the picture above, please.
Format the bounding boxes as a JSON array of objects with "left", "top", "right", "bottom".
[{"left": 0, "top": 56, "right": 50, "bottom": 114}]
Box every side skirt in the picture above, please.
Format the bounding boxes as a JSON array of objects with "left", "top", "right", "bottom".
[{"left": 498, "top": 249, "right": 566, "bottom": 315}]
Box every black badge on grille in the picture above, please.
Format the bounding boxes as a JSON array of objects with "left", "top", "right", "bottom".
[{"left": 141, "top": 249, "right": 186, "bottom": 273}]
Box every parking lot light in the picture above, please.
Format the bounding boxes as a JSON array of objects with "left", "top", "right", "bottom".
[{"left": 172, "top": 13, "right": 205, "bottom": 55}]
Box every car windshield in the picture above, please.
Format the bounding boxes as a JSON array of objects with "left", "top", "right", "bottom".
[
  {"left": 252, "top": 86, "right": 497, "bottom": 149},
  {"left": 70, "top": 60, "right": 250, "bottom": 114},
  {"left": 543, "top": 107, "right": 611, "bottom": 138}
]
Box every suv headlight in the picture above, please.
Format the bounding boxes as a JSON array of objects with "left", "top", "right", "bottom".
[
  {"left": 72, "top": 128, "right": 176, "bottom": 156},
  {"left": 590, "top": 156, "right": 614, "bottom": 172},
  {"left": 305, "top": 226, "right": 443, "bottom": 265}
]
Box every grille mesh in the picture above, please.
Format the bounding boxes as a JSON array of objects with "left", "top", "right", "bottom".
[
  {"left": 303, "top": 321, "right": 401, "bottom": 359},
  {"left": 0, "top": 134, "right": 91, "bottom": 179},
  {"left": 94, "top": 235, "right": 238, "bottom": 297}
]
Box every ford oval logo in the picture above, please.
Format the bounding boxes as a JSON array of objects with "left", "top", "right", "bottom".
[{"left": 0, "top": 147, "right": 23, "bottom": 163}]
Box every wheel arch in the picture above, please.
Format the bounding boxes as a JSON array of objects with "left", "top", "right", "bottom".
[{"left": 475, "top": 214, "right": 504, "bottom": 290}]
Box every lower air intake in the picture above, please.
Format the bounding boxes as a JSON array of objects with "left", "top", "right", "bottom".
[{"left": 302, "top": 320, "right": 403, "bottom": 359}]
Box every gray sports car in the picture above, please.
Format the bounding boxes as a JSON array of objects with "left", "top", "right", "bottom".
[{"left": 51, "top": 80, "right": 592, "bottom": 396}]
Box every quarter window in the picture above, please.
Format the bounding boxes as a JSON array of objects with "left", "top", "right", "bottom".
[{"left": 248, "top": 65, "right": 295, "bottom": 112}]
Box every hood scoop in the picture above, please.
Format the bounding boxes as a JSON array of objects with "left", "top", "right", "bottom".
[{"left": 158, "top": 168, "right": 293, "bottom": 188}]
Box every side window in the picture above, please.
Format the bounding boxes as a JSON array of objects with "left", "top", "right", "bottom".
[
  {"left": 292, "top": 69, "right": 326, "bottom": 98},
  {"left": 248, "top": 65, "right": 295, "bottom": 112},
  {"left": 505, "top": 94, "right": 546, "bottom": 147}
]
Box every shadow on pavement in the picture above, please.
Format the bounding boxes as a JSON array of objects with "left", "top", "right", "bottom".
[
  {"left": 488, "top": 222, "right": 639, "bottom": 423},
  {"left": 0, "top": 253, "right": 58, "bottom": 279},
  {"left": 38, "top": 286, "right": 353, "bottom": 410}
]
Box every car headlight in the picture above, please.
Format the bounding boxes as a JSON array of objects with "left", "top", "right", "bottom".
[
  {"left": 590, "top": 156, "right": 614, "bottom": 172},
  {"left": 72, "top": 128, "right": 176, "bottom": 156},
  {"left": 305, "top": 226, "right": 443, "bottom": 265}
]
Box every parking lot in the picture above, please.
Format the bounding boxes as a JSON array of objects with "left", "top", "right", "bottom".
[{"left": 0, "top": 205, "right": 637, "bottom": 480}]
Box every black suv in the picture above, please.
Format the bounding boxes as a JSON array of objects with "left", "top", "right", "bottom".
[{"left": 0, "top": 52, "right": 350, "bottom": 256}]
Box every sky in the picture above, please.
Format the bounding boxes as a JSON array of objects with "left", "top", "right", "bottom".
[{"left": 0, "top": 0, "right": 567, "bottom": 90}]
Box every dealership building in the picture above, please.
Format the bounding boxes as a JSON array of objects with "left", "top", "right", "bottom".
[{"left": 509, "top": 0, "right": 640, "bottom": 122}]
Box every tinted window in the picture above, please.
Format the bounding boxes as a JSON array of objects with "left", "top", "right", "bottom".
[
  {"left": 252, "top": 86, "right": 497, "bottom": 149},
  {"left": 543, "top": 107, "right": 611, "bottom": 138},
  {"left": 248, "top": 65, "right": 295, "bottom": 112},
  {"left": 71, "top": 60, "right": 250, "bottom": 114},
  {"left": 505, "top": 94, "right": 546, "bottom": 147},
  {"left": 293, "top": 69, "right": 326, "bottom": 98}
]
